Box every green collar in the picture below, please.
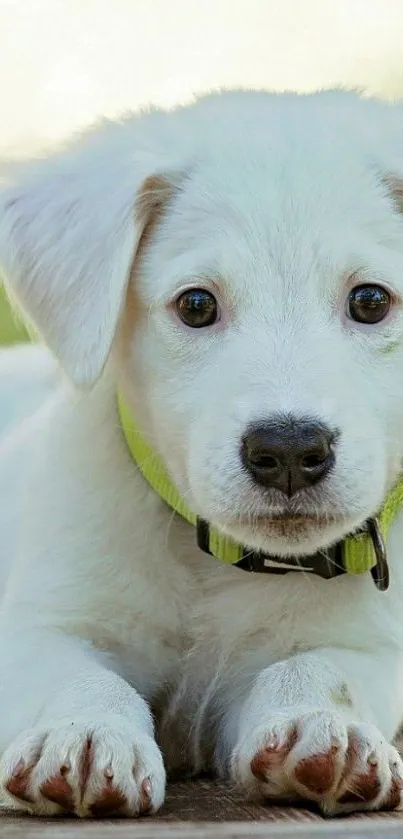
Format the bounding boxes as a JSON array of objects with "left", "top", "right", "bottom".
[{"left": 117, "top": 394, "right": 402, "bottom": 591}]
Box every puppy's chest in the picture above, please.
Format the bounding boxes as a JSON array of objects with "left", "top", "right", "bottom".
[
  {"left": 79, "top": 558, "right": 193, "bottom": 697},
  {"left": 96, "top": 561, "right": 349, "bottom": 668},
  {"left": 181, "top": 559, "right": 394, "bottom": 666},
  {"left": 80, "top": 541, "right": 393, "bottom": 701}
]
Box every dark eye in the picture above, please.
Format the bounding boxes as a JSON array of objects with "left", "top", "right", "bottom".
[
  {"left": 347, "top": 284, "right": 391, "bottom": 324},
  {"left": 176, "top": 288, "right": 219, "bottom": 328}
]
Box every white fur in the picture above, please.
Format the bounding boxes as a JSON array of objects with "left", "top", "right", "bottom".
[{"left": 1, "top": 90, "right": 403, "bottom": 816}]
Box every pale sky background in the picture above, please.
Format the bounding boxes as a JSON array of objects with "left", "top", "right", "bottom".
[{"left": 1, "top": 0, "right": 403, "bottom": 157}]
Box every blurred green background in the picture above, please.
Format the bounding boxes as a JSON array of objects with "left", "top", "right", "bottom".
[{"left": 0, "top": 283, "right": 28, "bottom": 345}]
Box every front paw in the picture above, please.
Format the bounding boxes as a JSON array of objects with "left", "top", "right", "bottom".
[
  {"left": 231, "top": 710, "right": 403, "bottom": 815},
  {"left": 0, "top": 714, "right": 166, "bottom": 817}
]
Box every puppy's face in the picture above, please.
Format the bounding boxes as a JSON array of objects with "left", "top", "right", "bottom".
[
  {"left": 121, "top": 97, "right": 403, "bottom": 557},
  {"left": 2, "top": 90, "right": 403, "bottom": 558}
]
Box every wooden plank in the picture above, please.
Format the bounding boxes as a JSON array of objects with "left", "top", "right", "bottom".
[
  {"left": 1, "top": 817, "right": 403, "bottom": 839},
  {"left": 2, "top": 780, "right": 403, "bottom": 838},
  {"left": 159, "top": 780, "right": 324, "bottom": 822}
]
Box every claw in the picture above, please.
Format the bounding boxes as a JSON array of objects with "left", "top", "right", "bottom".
[{"left": 140, "top": 776, "right": 152, "bottom": 813}]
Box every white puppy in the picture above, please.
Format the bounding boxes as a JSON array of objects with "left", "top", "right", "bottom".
[{"left": 1, "top": 89, "right": 403, "bottom": 819}]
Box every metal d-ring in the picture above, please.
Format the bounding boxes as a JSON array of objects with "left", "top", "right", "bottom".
[{"left": 367, "top": 517, "right": 389, "bottom": 592}]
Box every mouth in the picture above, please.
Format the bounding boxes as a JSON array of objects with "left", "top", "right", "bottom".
[
  {"left": 225, "top": 509, "right": 349, "bottom": 551},
  {"left": 238, "top": 512, "right": 338, "bottom": 537},
  {"left": 254, "top": 513, "right": 332, "bottom": 525}
]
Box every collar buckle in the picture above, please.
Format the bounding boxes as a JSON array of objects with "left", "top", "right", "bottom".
[
  {"left": 197, "top": 518, "right": 213, "bottom": 555},
  {"left": 367, "top": 517, "right": 389, "bottom": 591}
]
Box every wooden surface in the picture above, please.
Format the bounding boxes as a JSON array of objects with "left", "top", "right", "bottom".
[{"left": 2, "top": 779, "right": 403, "bottom": 838}]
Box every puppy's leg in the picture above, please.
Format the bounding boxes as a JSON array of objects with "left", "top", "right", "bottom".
[
  {"left": 0, "top": 628, "right": 165, "bottom": 817},
  {"left": 222, "top": 648, "right": 403, "bottom": 814}
]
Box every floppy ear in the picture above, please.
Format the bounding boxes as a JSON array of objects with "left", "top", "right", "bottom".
[{"left": 0, "top": 122, "right": 180, "bottom": 386}]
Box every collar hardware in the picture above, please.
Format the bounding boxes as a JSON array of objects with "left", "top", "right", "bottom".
[
  {"left": 367, "top": 518, "right": 389, "bottom": 591},
  {"left": 198, "top": 517, "right": 344, "bottom": 579},
  {"left": 198, "top": 515, "right": 389, "bottom": 589}
]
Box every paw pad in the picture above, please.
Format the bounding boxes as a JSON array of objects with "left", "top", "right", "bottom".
[
  {"left": 40, "top": 774, "right": 74, "bottom": 810},
  {"left": 294, "top": 751, "right": 337, "bottom": 796}
]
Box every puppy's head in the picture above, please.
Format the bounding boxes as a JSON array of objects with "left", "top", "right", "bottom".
[{"left": 2, "top": 91, "right": 403, "bottom": 558}]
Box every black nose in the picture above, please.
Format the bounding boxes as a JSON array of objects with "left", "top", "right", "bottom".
[{"left": 242, "top": 417, "right": 336, "bottom": 496}]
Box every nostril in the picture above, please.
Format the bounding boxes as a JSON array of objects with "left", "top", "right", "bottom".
[
  {"left": 243, "top": 436, "right": 283, "bottom": 473},
  {"left": 300, "top": 449, "right": 330, "bottom": 471},
  {"left": 249, "top": 452, "right": 280, "bottom": 471}
]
